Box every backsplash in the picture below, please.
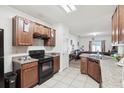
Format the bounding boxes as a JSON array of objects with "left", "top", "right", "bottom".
[
  {"left": 12, "top": 39, "right": 44, "bottom": 54},
  {"left": 12, "top": 46, "right": 28, "bottom": 54}
]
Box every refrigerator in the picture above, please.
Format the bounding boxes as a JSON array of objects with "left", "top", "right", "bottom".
[{"left": 0, "top": 29, "right": 4, "bottom": 88}]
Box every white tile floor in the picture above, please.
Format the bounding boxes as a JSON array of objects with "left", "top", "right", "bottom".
[{"left": 35, "top": 67, "right": 99, "bottom": 88}]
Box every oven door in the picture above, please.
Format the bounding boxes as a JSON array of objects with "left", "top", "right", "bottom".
[{"left": 39, "top": 59, "right": 53, "bottom": 78}]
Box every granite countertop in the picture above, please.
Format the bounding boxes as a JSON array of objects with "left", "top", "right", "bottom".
[
  {"left": 80, "top": 53, "right": 123, "bottom": 88},
  {"left": 80, "top": 54, "right": 89, "bottom": 58},
  {"left": 12, "top": 56, "right": 39, "bottom": 64}
]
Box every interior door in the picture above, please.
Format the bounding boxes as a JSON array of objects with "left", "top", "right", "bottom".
[{"left": 62, "top": 38, "right": 69, "bottom": 70}]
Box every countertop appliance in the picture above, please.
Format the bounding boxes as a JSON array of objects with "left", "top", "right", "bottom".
[
  {"left": 0, "top": 29, "right": 4, "bottom": 88},
  {"left": 29, "top": 50, "right": 53, "bottom": 84}
]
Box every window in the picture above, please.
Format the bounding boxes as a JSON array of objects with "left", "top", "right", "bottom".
[{"left": 89, "top": 40, "right": 105, "bottom": 52}]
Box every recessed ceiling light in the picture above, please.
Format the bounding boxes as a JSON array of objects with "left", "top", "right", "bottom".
[
  {"left": 60, "top": 5, "right": 76, "bottom": 13},
  {"left": 60, "top": 5, "right": 71, "bottom": 13},
  {"left": 68, "top": 5, "right": 76, "bottom": 11}
]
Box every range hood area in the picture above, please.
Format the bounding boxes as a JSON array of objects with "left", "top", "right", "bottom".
[{"left": 33, "top": 33, "right": 50, "bottom": 40}]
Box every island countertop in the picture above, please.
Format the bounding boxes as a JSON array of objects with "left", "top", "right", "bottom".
[{"left": 80, "top": 53, "right": 122, "bottom": 88}]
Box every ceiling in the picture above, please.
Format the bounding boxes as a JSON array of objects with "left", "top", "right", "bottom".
[{"left": 10, "top": 5, "right": 116, "bottom": 37}]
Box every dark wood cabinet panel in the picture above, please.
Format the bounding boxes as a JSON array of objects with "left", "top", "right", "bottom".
[
  {"left": 118, "top": 5, "right": 124, "bottom": 43},
  {"left": 87, "top": 60, "right": 94, "bottom": 77},
  {"left": 33, "top": 23, "right": 43, "bottom": 35},
  {"left": 13, "top": 62, "right": 38, "bottom": 88},
  {"left": 80, "top": 57, "right": 102, "bottom": 87},
  {"left": 80, "top": 57, "right": 88, "bottom": 74},
  {"left": 44, "top": 29, "right": 56, "bottom": 46},
  {"left": 21, "top": 64, "right": 38, "bottom": 88},
  {"left": 93, "top": 62, "right": 101, "bottom": 83},
  {"left": 12, "top": 16, "right": 33, "bottom": 46},
  {"left": 112, "top": 5, "right": 124, "bottom": 44},
  {"left": 112, "top": 8, "right": 118, "bottom": 44},
  {"left": 87, "top": 59, "right": 101, "bottom": 84},
  {"left": 53, "top": 56, "right": 60, "bottom": 73}
]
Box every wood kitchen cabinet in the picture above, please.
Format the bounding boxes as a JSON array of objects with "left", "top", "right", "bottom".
[
  {"left": 112, "top": 5, "right": 124, "bottom": 44},
  {"left": 53, "top": 56, "right": 60, "bottom": 74},
  {"left": 87, "top": 59, "right": 94, "bottom": 78},
  {"left": 12, "top": 16, "right": 33, "bottom": 46},
  {"left": 13, "top": 61, "right": 38, "bottom": 88},
  {"left": 44, "top": 27, "right": 51, "bottom": 38},
  {"left": 21, "top": 62, "right": 38, "bottom": 88},
  {"left": 44, "top": 29, "right": 56, "bottom": 46},
  {"left": 118, "top": 5, "right": 124, "bottom": 43},
  {"left": 112, "top": 8, "right": 118, "bottom": 44},
  {"left": 33, "top": 23, "right": 43, "bottom": 36},
  {"left": 80, "top": 57, "right": 102, "bottom": 87},
  {"left": 12, "top": 15, "right": 56, "bottom": 46},
  {"left": 87, "top": 58, "right": 102, "bottom": 86},
  {"left": 33, "top": 23, "right": 51, "bottom": 37},
  {"left": 80, "top": 57, "right": 88, "bottom": 74}
]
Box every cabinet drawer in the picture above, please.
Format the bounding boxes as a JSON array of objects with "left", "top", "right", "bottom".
[{"left": 22, "top": 62, "right": 38, "bottom": 70}]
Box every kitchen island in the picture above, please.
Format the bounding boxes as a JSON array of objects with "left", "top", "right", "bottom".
[{"left": 80, "top": 53, "right": 122, "bottom": 88}]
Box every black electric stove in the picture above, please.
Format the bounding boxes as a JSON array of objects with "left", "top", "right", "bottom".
[{"left": 29, "top": 50, "right": 53, "bottom": 85}]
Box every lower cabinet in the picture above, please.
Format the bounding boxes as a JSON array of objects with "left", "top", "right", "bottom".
[
  {"left": 80, "top": 57, "right": 88, "bottom": 74},
  {"left": 53, "top": 56, "right": 60, "bottom": 74},
  {"left": 80, "top": 57, "right": 102, "bottom": 87},
  {"left": 21, "top": 62, "right": 38, "bottom": 88},
  {"left": 15, "top": 62, "right": 38, "bottom": 88},
  {"left": 87, "top": 59, "right": 95, "bottom": 78},
  {"left": 87, "top": 59, "right": 101, "bottom": 83}
]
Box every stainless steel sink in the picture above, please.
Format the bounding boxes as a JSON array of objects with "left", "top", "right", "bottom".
[{"left": 89, "top": 54, "right": 111, "bottom": 60}]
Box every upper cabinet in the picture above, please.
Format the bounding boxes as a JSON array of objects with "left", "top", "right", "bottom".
[
  {"left": 12, "top": 16, "right": 33, "bottom": 46},
  {"left": 112, "top": 8, "right": 118, "bottom": 44},
  {"left": 44, "top": 29, "right": 56, "bottom": 46},
  {"left": 12, "top": 16, "right": 56, "bottom": 46},
  {"left": 112, "top": 5, "right": 124, "bottom": 44},
  {"left": 118, "top": 6, "right": 124, "bottom": 43}
]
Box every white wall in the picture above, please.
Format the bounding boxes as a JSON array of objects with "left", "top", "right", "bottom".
[
  {"left": 0, "top": 6, "right": 79, "bottom": 73},
  {"left": 79, "top": 35, "right": 112, "bottom": 52},
  {"left": 0, "top": 6, "right": 54, "bottom": 72},
  {"left": 68, "top": 34, "right": 79, "bottom": 53},
  {"left": 52, "top": 23, "right": 79, "bottom": 71}
]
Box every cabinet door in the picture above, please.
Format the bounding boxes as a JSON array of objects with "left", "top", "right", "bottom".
[
  {"left": 39, "top": 25, "right": 44, "bottom": 35},
  {"left": 16, "top": 16, "right": 25, "bottom": 45},
  {"left": 118, "top": 5, "right": 124, "bottom": 43},
  {"left": 80, "top": 58, "right": 88, "bottom": 74},
  {"left": 13, "top": 16, "right": 33, "bottom": 46},
  {"left": 93, "top": 62, "right": 101, "bottom": 83},
  {"left": 21, "top": 66, "right": 38, "bottom": 88},
  {"left": 51, "top": 29, "right": 56, "bottom": 46},
  {"left": 24, "top": 22, "right": 33, "bottom": 45},
  {"left": 47, "top": 28, "right": 51, "bottom": 38},
  {"left": 53, "top": 56, "right": 60, "bottom": 73},
  {"left": 42, "top": 27, "right": 47, "bottom": 36},
  {"left": 112, "top": 11, "right": 117, "bottom": 44},
  {"left": 115, "top": 9, "right": 119, "bottom": 44},
  {"left": 112, "top": 14, "right": 115, "bottom": 43},
  {"left": 87, "top": 60, "right": 94, "bottom": 77},
  {"left": 44, "top": 29, "right": 55, "bottom": 46}
]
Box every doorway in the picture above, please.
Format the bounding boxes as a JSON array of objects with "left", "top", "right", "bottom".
[{"left": 61, "top": 37, "right": 69, "bottom": 70}]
